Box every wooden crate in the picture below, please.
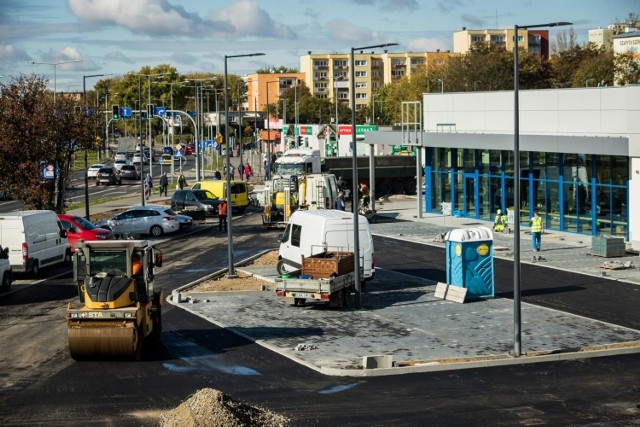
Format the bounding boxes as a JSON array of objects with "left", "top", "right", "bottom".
[{"left": 302, "top": 251, "right": 354, "bottom": 279}]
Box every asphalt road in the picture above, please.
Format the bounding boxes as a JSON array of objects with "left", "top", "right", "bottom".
[{"left": 1, "top": 211, "right": 640, "bottom": 425}]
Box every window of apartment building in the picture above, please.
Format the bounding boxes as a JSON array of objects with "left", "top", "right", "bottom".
[
  {"left": 433, "top": 59, "right": 445, "bottom": 66},
  {"left": 315, "top": 71, "right": 328, "bottom": 79},
  {"left": 314, "top": 60, "right": 328, "bottom": 68},
  {"left": 392, "top": 70, "right": 405, "bottom": 77},
  {"left": 334, "top": 71, "right": 347, "bottom": 80},
  {"left": 371, "top": 71, "right": 380, "bottom": 78},
  {"left": 315, "top": 82, "right": 328, "bottom": 90},
  {"left": 338, "top": 92, "right": 349, "bottom": 100},
  {"left": 355, "top": 71, "right": 367, "bottom": 77},
  {"left": 513, "top": 35, "right": 524, "bottom": 43},
  {"left": 334, "top": 59, "right": 348, "bottom": 67},
  {"left": 471, "top": 35, "right": 484, "bottom": 44},
  {"left": 490, "top": 35, "right": 505, "bottom": 44},
  {"left": 411, "top": 58, "right": 425, "bottom": 66},
  {"left": 392, "top": 59, "right": 406, "bottom": 66},
  {"left": 371, "top": 59, "right": 380, "bottom": 67},
  {"left": 356, "top": 93, "right": 367, "bottom": 99},
  {"left": 355, "top": 59, "right": 367, "bottom": 66},
  {"left": 356, "top": 82, "right": 367, "bottom": 88},
  {"left": 280, "top": 78, "right": 296, "bottom": 87}
]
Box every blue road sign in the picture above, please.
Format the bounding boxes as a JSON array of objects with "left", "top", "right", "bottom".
[
  {"left": 174, "top": 149, "right": 183, "bottom": 157},
  {"left": 204, "top": 140, "right": 213, "bottom": 148},
  {"left": 121, "top": 107, "right": 132, "bottom": 118},
  {"left": 154, "top": 106, "right": 166, "bottom": 116}
]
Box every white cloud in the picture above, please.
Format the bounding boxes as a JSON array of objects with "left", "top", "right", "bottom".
[
  {"left": 212, "top": 0, "right": 296, "bottom": 38},
  {"left": 326, "top": 19, "right": 377, "bottom": 43},
  {"left": 405, "top": 37, "right": 451, "bottom": 52},
  {"left": 0, "top": 44, "right": 31, "bottom": 62},
  {"left": 36, "top": 47, "right": 98, "bottom": 71},
  {"left": 105, "top": 51, "right": 135, "bottom": 64}
]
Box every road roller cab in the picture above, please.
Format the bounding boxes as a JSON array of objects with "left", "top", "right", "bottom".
[{"left": 66, "top": 240, "right": 163, "bottom": 360}]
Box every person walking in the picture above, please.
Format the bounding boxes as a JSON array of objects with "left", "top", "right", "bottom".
[
  {"left": 238, "top": 161, "right": 245, "bottom": 180},
  {"left": 530, "top": 209, "right": 544, "bottom": 261},
  {"left": 144, "top": 173, "right": 153, "bottom": 201},
  {"left": 335, "top": 191, "right": 346, "bottom": 211},
  {"left": 492, "top": 209, "right": 507, "bottom": 233},
  {"left": 218, "top": 199, "right": 228, "bottom": 232},
  {"left": 214, "top": 170, "right": 222, "bottom": 180},
  {"left": 159, "top": 172, "right": 168, "bottom": 197},
  {"left": 177, "top": 172, "right": 187, "bottom": 190},
  {"left": 244, "top": 164, "right": 253, "bottom": 181}
]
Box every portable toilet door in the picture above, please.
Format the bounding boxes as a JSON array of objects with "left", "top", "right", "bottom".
[{"left": 445, "top": 226, "right": 494, "bottom": 299}]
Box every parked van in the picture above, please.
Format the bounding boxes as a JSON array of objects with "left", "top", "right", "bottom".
[
  {"left": 0, "top": 244, "right": 11, "bottom": 291},
  {"left": 192, "top": 180, "right": 249, "bottom": 213},
  {"left": 0, "top": 210, "right": 71, "bottom": 276},
  {"left": 277, "top": 210, "right": 374, "bottom": 280}
]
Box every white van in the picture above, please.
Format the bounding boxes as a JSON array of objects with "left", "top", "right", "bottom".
[
  {"left": 277, "top": 210, "right": 374, "bottom": 280},
  {"left": 0, "top": 210, "right": 71, "bottom": 276}
]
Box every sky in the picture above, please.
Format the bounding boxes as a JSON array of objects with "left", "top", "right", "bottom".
[{"left": 1, "top": 0, "right": 638, "bottom": 91}]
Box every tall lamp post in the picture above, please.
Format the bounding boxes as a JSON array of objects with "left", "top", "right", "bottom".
[
  {"left": 224, "top": 52, "right": 265, "bottom": 277},
  {"left": 265, "top": 80, "right": 280, "bottom": 164},
  {"left": 83, "top": 73, "right": 107, "bottom": 220},
  {"left": 350, "top": 42, "right": 397, "bottom": 308},
  {"left": 32, "top": 59, "right": 82, "bottom": 104},
  {"left": 513, "top": 21, "right": 571, "bottom": 357}
]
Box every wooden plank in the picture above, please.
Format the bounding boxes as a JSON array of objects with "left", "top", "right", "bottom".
[
  {"left": 445, "top": 286, "right": 468, "bottom": 304},
  {"left": 434, "top": 282, "right": 448, "bottom": 299}
]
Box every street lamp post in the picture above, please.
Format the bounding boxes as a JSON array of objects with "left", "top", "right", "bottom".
[
  {"left": 224, "top": 52, "right": 265, "bottom": 277},
  {"left": 436, "top": 79, "right": 444, "bottom": 93},
  {"left": 513, "top": 21, "right": 571, "bottom": 357},
  {"left": 32, "top": 59, "right": 82, "bottom": 104},
  {"left": 350, "top": 42, "right": 397, "bottom": 308},
  {"left": 83, "top": 73, "right": 107, "bottom": 220},
  {"left": 265, "top": 80, "right": 280, "bottom": 165}
]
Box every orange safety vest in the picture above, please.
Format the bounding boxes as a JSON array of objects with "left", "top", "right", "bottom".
[{"left": 218, "top": 202, "right": 227, "bottom": 216}]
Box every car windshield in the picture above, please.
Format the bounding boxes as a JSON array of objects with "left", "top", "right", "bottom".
[
  {"left": 194, "top": 190, "right": 217, "bottom": 200},
  {"left": 90, "top": 164, "right": 103, "bottom": 169},
  {"left": 73, "top": 216, "right": 99, "bottom": 230}
]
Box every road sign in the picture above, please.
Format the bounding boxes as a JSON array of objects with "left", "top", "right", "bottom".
[
  {"left": 176, "top": 144, "right": 182, "bottom": 150},
  {"left": 121, "top": 107, "right": 132, "bottom": 118},
  {"left": 204, "top": 140, "right": 213, "bottom": 148},
  {"left": 154, "top": 106, "right": 166, "bottom": 116},
  {"left": 174, "top": 149, "right": 183, "bottom": 158}
]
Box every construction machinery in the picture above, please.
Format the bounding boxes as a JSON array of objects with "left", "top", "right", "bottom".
[{"left": 66, "top": 240, "right": 163, "bottom": 360}]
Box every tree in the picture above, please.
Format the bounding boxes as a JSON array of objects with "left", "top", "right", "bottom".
[
  {"left": 0, "top": 74, "right": 98, "bottom": 211},
  {"left": 552, "top": 28, "right": 579, "bottom": 55},
  {"left": 256, "top": 66, "right": 298, "bottom": 74}
]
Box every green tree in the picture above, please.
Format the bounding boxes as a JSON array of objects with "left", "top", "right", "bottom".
[{"left": 0, "top": 74, "right": 98, "bottom": 211}]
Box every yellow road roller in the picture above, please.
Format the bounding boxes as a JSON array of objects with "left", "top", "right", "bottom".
[{"left": 66, "top": 240, "right": 163, "bottom": 360}]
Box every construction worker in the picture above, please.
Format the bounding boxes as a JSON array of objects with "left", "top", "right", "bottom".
[
  {"left": 493, "top": 209, "right": 507, "bottom": 233},
  {"left": 530, "top": 209, "right": 544, "bottom": 261},
  {"left": 218, "top": 199, "right": 228, "bottom": 232}
]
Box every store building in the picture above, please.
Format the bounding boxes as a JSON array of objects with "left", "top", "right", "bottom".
[{"left": 366, "top": 85, "right": 640, "bottom": 247}]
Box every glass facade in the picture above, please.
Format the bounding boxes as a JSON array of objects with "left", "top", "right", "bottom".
[{"left": 425, "top": 147, "right": 629, "bottom": 238}]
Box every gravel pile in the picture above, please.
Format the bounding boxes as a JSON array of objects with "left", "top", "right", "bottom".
[{"left": 159, "top": 388, "right": 289, "bottom": 427}]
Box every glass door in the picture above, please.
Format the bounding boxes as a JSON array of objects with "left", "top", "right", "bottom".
[{"left": 463, "top": 173, "right": 477, "bottom": 218}]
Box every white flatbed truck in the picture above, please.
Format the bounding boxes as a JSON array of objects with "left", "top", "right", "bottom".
[{"left": 274, "top": 270, "right": 355, "bottom": 308}]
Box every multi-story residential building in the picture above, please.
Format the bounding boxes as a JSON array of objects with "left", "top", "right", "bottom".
[
  {"left": 244, "top": 72, "right": 305, "bottom": 113},
  {"left": 589, "top": 27, "right": 615, "bottom": 49},
  {"left": 453, "top": 28, "right": 550, "bottom": 60},
  {"left": 298, "top": 51, "right": 449, "bottom": 112}
]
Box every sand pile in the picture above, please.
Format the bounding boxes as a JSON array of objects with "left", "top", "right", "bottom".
[{"left": 160, "top": 388, "right": 289, "bottom": 427}]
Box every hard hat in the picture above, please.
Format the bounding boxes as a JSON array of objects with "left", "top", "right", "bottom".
[{"left": 496, "top": 209, "right": 502, "bottom": 214}]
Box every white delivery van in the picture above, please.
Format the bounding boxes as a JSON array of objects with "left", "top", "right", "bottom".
[
  {"left": 277, "top": 210, "right": 374, "bottom": 280},
  {"left": 0, "top": 210, "right": 71, "bottom": 277}
]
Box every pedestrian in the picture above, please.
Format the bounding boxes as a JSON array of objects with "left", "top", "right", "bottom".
[
  {"left": 359, "top": 182, "right": 370, "bottom": 209},
  {"left": 177, "top": 172, "right": 187, "bottom": 190},
  {"left": 492, "top": 209, "right": 507, "bottom": 233},
  {"left": 214, "top": 170, "right": 222, "bottom": 180},
  {"left": 229, "top": 165, "right": 235, "bottom": 179},
  {"left": 144, "top": 173, "right": 153, "bottom": 201},
  {"left": 244, "top": 164, "right": 253, "bottom": 180},
  {"left": 530, "top": 209, "right": 544, "bottom": 261},
  {"left": 335, "top": 191, "right": 346, "bottom": 211},
  {"left": 159, "top": 172, "right": 168, "bottom": 197},
  {"left": 238, "top": 161, "right": 245, "bottom": 180},
  {"left": 264, "top": 161, "right": 271, "bottom": 180},
  {"left": 218, "top": 199, "right": 228, "bottom": 232}
]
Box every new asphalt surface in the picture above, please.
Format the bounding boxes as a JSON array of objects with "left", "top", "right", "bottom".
[{"left": 156, "top": 195, "right": 640, "bottom": 377}]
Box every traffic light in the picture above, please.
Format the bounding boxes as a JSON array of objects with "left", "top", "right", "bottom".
[
  {"left": 147, "top": 103, "right": 154, "bottom": 118},
  {"left": 297, "top": 135, "right": 303, "bottom": 147},
  {"left": 112, "top": 105, "right": 120, "bottom": 120}
]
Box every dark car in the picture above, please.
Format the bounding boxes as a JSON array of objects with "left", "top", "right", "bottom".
[
  {"left": 96, "top": 166, "right": 121, "bottom": 185},
  {"left": 171, "top": 189, "right": 221, "bottom": 216},
  {"left": 184, "top": 144, "right": 195, "bottom": 155},
  {"left": 119, "top": 164, "right": 140, "bottom": 181}
]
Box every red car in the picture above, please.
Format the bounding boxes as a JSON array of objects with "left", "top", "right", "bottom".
[
  {"left": 57, "top": 214, "right": 115, "bottom": 251},
  {"left": 183, "top": 144, "right": 195, "bottom": 155}
]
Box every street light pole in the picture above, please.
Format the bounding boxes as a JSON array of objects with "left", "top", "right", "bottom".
[
  {"left": 265, "top": 80, "right": 280, "bottom": 166},
  {"left": 82, "top": 73, "right": 106, "bottom": 220},
  {"left": 32, "top": 59, "right": 81, "bottom": 104},
  {"left": 224, "top": 52, "right": 265, "bottom": 277},
  {"left": 350, "top": 42, "right": 398, "bottom": 308},
  {"left": 513, "top": 21, "right": 571, "bottom": 357}
]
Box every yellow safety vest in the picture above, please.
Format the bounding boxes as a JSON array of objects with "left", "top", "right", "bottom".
[{"left": 531, "top": 216, "right": 543, "bottom": 232}]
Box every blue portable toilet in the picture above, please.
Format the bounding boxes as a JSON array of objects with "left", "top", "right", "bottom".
[{"left": 445, "top": 226, "right": 494, "bottom": 299}]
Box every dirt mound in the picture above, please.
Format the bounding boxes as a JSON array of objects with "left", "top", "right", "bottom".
[
  {"left": 159, "top": 388, "right": 289, "bottom": 427},
  {"left": 248, "top": 250, "right": 278, "bottom": 266}
]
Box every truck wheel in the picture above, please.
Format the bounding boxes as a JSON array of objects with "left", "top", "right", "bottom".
[
  {"left": 392, "top": 180, "right": 405, "bottom": 194},
  {"left": 404, "top": 179, "right": 417, "bottom": 195},
  {"left": 276, "top": 259, "right": 288, "bottom": 275}
]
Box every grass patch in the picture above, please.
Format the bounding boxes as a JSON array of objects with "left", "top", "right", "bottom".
[{"left": 69, "top": 150, "right": 108, "bottom": 172}]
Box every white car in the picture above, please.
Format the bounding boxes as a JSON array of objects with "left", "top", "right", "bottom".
[
  {"left": 113, "top": 158, "right": 131, "bottom": 171},
  {"left": 87, "top": 164, "right": 105, "bottom": 179},
  {"left": 114, "top": 151, "right": 128, "bottom": 161},
  {"left": 132, "top": 154, "right": 148, "bottom": 165}
]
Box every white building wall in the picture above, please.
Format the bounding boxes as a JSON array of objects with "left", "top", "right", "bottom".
[{"left": 422, "top": 85, "right": 640, "bottom": 248}]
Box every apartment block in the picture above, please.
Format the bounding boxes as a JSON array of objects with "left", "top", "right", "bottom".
[
  {"left": 244, "top": 72, "right": 305, "bottom": 112},
  {"left": 453, "top": 28, "right": 550, "bottom": 59}
]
